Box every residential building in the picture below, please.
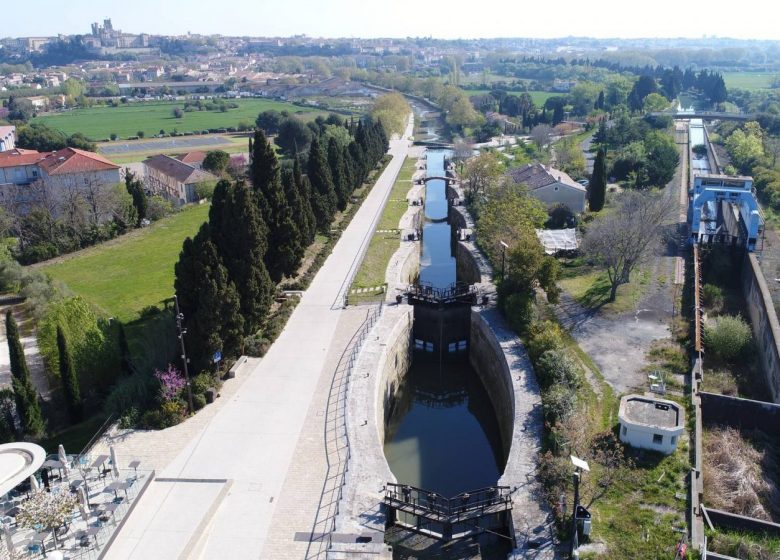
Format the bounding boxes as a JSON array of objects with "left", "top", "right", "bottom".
[
  {"left": 0, "top": 126, "right": 16, "bottom": 151},
  {"left": 0, "top": 149, "right": 47, "bottom": 187},
  {"left": 37, "top": 147, "right": 122, "bottom": 189},
  {"left": 177, "top": 151, "right": 207, "bottom": 169},
  {"left": 507, "top": 162, "right": 587, "bottom": 214},
  {"left": 143, "top": 155, "right": 215, "bottom": 206}
]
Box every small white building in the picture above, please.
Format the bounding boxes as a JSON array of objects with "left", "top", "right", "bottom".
[{"left": 618, "top": 395, "right": 684, "bottom": 455}]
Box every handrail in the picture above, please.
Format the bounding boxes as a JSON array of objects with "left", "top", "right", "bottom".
[
  {"left": 305, "top": 300, "right": 384, "bottom": 559},
  {"left": 384, "top": 482, "right": 512, "bottom": 523},
  {"left": 77, "top": 414, "right": 115, "bottom": 461}
]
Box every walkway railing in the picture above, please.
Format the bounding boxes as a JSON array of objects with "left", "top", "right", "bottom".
[
  {"left": 406, "top": 281, "right": 479, "bottom": 305},
  {"left": 305, "top": 301, "right": 384, "bottom": 559}
]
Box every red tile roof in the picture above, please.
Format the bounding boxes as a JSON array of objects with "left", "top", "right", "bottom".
[
  {"left": 0, "top": 149, "right": 49, "bottom": 168},
  {"left": 178, "top": 151, "right": 207, "bottom": 164},
  {"left": 38, "top": 148, "right": 119, "bottom": 175}
]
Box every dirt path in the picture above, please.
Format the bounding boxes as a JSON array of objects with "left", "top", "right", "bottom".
[{"left": 0, "top": 301, "right": 52, "bottom": 400}]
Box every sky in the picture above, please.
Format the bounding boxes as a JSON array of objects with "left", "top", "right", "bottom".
[{"left": 4, "top": 0, "right": 779, "bottom": 41}]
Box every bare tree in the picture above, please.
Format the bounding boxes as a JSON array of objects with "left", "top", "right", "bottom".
[
  {"left": 583, "top": 190, "right": 674, "bottom": 301},
  {"left": 81, "top": 178, "right": 117, "bottom": 227},
  {"left": 530, "top": 124, "right": 554, "bottom": 151}
]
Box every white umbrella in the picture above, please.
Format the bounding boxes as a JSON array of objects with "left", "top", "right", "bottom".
[
  {"left": 29, "top": 474, "right": 40, "bottom": 492},
  {"left": 58, "top": 444, "right": 69, "bottom": 479},
  {"left": 2, "top": 522, "right": 14, "bottom": 554},
  {"left": 109, "top": 446, "right": 120, "bottom": 479}
]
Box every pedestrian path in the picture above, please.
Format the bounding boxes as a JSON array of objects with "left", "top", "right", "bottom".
[{"left": 104, "top": 118, "right": 413, "bottom": 560}]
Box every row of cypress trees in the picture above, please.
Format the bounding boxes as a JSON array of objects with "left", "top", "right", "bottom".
[{"left": 174, "top": 118, "right": 389, "bottom": 373}]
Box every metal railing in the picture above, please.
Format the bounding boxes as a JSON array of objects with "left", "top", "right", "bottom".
[
  {"left": 384, "top": 483, "right": 512, "bottom": 525},
  {"left": 305, "top": 301, "right": 384, "bottom": 559},
  {"left": 405, "top": 281, "right": 479, "bottom": 305}
]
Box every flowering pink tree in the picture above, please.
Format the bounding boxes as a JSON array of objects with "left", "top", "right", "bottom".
[{"left": 154, "top": 365, "right": 186, "bottom": 402}]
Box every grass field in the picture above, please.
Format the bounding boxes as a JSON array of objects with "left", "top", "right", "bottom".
[
  {"left": 100, "top": 135, "right": 248, "bottom": 164},
  {"left": 722, "top": 72, "right": 779, "bottom": 91},
  {"left": 558, "top": 262, "right": 650, "bottom": 314},
  {"left": 460, "top": 89, "right": 559, "bottom": 107},
  {"left": 33, "top": 99, "right": 324, "bottom": 141},
  {"left": 350, "top": 156, "right": 417, "bottom": 297},
  {"left": 39, "top": 204, "right": 209, "bottom": 321}
]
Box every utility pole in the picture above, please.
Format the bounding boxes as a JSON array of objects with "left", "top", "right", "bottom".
[{"left": 174, "top": 295, "right": 195, "bottom": 414}]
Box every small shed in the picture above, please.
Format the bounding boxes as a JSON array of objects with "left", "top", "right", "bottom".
[{"left": 618, "top": 395, "right": 684, "bottom": 455}]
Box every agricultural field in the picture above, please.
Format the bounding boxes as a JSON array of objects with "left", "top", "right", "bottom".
[
  {"left": 32, "top": 98, "right": 326, "bottom": 141},
  {"left": 38, "top": 203, "right": 209, "bottom": 322},
  {"left": 722, "top": 72, "right": 778, "bottom": 91},
  {"left": 460, "top": 89, "right": 559, "bottom": 107}
]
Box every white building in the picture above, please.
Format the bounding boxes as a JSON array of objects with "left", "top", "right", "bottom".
[
  {"left": 618, "top": 395, "right": 684, "bottom": 455},
  {"left": 0, "top": 126, "right": 15, "bottom": 151},
  {"left": 507, "top": 163, "right": 587, "bottom": 214}
]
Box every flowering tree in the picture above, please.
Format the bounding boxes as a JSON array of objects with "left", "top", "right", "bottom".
[
  {"left": 154, "top": 364, "right": 186, "bottom": 402},
  {"left": 16, "top": 490, "right": 78, "bottom": 547}
]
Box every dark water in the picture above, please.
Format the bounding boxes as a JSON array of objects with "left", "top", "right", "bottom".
[
  {"left": 419, "top": 151, "right": 456, "bottom": 289},
  {"left": 384, "top": 148, "right": 504, "bottom": 495}
]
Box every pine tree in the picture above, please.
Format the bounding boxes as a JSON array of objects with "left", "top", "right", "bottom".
[
  {"left": 56, "top": 325, "right": 82, "bottom": 423},
  {"left": 589, "top": 146, "right": 607, "bottom": 212},
  {"left": 307, "top": 135, "right": 336, "bottom": 232},
  {"left": 5, "top": 311, "right": 44, "bottom": 437},
  {"left": 125, "top": 170, "right": 147, "bottom": 226},
  {"left": 327, "top": 137, "right": 349, "bottom": 211},
  {"left": 175, "top": 223, "right": 244, "bottom": 371},
  {"left": 293, "top": 151, "right": 316, "bottom": 246},
  {"left": 209, "top": 182, "right": 275, "bottom": 334}
]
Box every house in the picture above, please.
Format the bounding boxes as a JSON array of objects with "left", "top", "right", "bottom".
[
  {"left": 143, "top": 155, "right": 215, "bottom": 206},
  {"left": 177, "top": 151, "right": 207, "bottom": 170},
  {"left": 37, "top": 147, "right": 121, "bottom": 189},
  {"left": 507, "top": 163, "right": 586, "bottom": 214},
  {"left": 0, "top": 149, "right": 47, "bottom": 187},
  {"left": 0, "top": 126, "right": 16, "bottom": 151},
  {"left": 618, "top": 395, "right": 684, "bottom": 455}
]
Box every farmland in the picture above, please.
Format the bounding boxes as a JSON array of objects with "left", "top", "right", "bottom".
[
  {"left": 722, "top": 72, "right": 778, "bottom": 91},
  {"left": 33, "top": 98, "right": 326, "bottom": 141}
]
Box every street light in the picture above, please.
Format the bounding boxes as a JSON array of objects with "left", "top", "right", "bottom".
[
  {"left": 500, "top": 241, "right": 509, "bottom": 281},
  {"left": 173, "top": 294, "right": 195, "bottom": 414},
  {"left": 570, "top": 455, "right": 590, "bottom": 558}
]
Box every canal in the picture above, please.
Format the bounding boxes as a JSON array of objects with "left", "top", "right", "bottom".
[{"left": 383, "top": 111, "right": 508, "bottom": 558}]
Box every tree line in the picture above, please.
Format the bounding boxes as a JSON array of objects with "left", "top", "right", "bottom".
[{"left": 174, "top": 116, "right": 389, "bottom": 373}]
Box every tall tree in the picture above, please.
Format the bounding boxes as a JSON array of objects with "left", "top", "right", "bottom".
[
  {"left": 308, "top": 136, "right": 336, "bottom": 232},
  {"left": 5, "top": 311, "right": 44, "bottom": 437},
  {"left": 117, "top": 323, "right": 132, "bottom": 376},
  {"left": 174, "top": 223, "right": 244, "bottom": 371},
  {"left": 589, "top": 146, "right": 607, "bottom": 212},
  {"left": 248, "top": 132, "right": 302, "bottom": 281},
  {"left": 327, "top": 137, "right": 349, "bottom": 211},
  {"left": 293, "top": 150, "right": 316, "bottom": 246},
  {"left": 56, "top": 325, "right": 82, "bottom": 423},
  {"left": 209, "top": 181, "right": 275, "bottom": 334},
  {"left": 124, "top": 170, "right": 147, "bottom": 226}
]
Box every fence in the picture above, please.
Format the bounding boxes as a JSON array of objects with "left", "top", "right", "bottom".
[{"left": 305, "top": 301, "right": 384, "bottom": 559}]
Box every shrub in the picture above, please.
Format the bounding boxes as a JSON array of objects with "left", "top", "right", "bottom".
[
  {"left": 541, "top": 385, "right": 575, "bottom": 425},
  {"left": 244, "top": 334, "right": 271, "bottom": 357},
  {"left": 526, "top": 320, "right": 565, "bottom": 363},
  {"left": 704, "top": 315, "right": 752, "bottom": 361},
  {"left": 702, "top": 283, "right": 724, "bottom": 312},
  {"left": 536, "top": 349, "right": 581, "bottom": 390},
  {"left": 145, "top": 195, "right": 174, "bottom": 221},
  {"left": 192, "top": 372, "right": 219, "bottom": 395},
  {"left": 503, "top": 292, "right": 534, "bottom": 333},
  {"left": 104, "top": 374, "right": 154, "bottom": 418},
  {"left": 193, "top": 393, "right": 207, "bottom": 411}
]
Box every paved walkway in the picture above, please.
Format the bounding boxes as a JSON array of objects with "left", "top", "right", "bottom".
[{"left": 104, "top": 118, "right": 413, "bottom": 560}]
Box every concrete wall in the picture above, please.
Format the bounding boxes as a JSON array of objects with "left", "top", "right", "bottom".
[
  {"left": 740, "top": 253, "right": 780, "bottom": 402},
  {"left": 455, "top": 240, "right": 481, "bottom": 286},
  {"left": 700, "top": 391, "right": 780, "bottom": 435}
]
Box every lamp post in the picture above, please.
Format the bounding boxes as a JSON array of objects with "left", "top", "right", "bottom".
[
  {"left": 173, "top": 295, "right": 195, "bottom": 414},
  {"left": 500, "top": 241, "right": 509, "bottom": 282},
  {"left": 570, "top": 455, "right": 590, "bottom": 558}
]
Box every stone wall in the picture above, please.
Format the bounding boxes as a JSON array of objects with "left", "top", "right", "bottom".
[
  {"left": 455, "top": 240, "right": 482, "bottom": 286},
  {"left": 740, "top": 253, "right": 780, "bottom": 402}
]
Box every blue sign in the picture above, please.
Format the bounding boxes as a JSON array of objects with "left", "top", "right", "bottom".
[{"left": 213, "top": 351, "right": 222, "bottom": 363}]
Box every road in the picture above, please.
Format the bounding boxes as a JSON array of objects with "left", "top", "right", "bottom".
[{"left": 104, "top": 118, "right": 413, "bottom": 560}]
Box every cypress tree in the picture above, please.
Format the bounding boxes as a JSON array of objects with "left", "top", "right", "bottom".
[
  {"left": 118, "top": 323, "right": 132, "bottom": 376},
  {"left": 56, "top": 325, "right": 82, "bottom": 423},
  {"left": 348, "top": 140, "right": 366, "bottom": 188},
  {"left": 175, "top": 223, "right": 244, "bottom": 371},
  {"left": 341, "top": 144, "right": 355, "bottom": 197},
  {"left": 282, "top": 167, "right": 311, "bottom": 256},
  {"left": 5, "top": 311, "right": 43, "bottom": 437},
  {"left": 307, "top": 136, "right": 336, "bottom": 232},
  {"left": 247, "top": 133, "right": 302, "bottom": 281},
  {"left": 327, "top": 137, "right": 349, "bottom": 211},
  {"left": 293, "top": 152, "right": 316, "bottom": 246},
  {"left": 589, "top": 146, "right": 607, "bottom": 212},
  {"left": 209, "top": 181, "right": 274, "bottom": 334},
  {"left": 248, "top": 129, "right": 275, "bottom": 215},
  {"left": 125, "top": 170, "right": 147, "bottom": 226}
]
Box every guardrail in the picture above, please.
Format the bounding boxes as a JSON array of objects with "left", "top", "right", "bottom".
[{"left": 305, "top": 301, "right": 384, "bottom": 559}]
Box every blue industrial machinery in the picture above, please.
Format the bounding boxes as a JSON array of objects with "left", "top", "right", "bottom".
[{"left": 690, "top": 174, "right": 763, "bottom": 252}]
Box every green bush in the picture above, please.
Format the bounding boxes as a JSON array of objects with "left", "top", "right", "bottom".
[
  {"left": 704, "top": 315, "right": 752, "bottom": 361},
  {"left": 193, "top": 393, "right": 207, "bottom": 411},
  {"left": 536, "top": 349, "right": 581, "bottom": 391},
  {"left": 191, "top": 372, "right": 220, "bottom": 395},
  {"left": 541, "top": 385, "right": 576, "bottom": 425},
  {"left": 702, "top": 283, "right": 724, "bottom": 312},
  {"left": 526, "top": 320, "right": 565, "bottom": 363},
  {"left": 104, "top": 374, "right": 154, "bottom": 418},
  {"left": 503, "top": 292, "right": 534, "bottom": 333},
  {"left": 140, "top": 399, "right": 186, "bottom": 429}
]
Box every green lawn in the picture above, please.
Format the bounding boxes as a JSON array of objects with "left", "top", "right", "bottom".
[
  {"left": 39, "top": 204, "right": 209, "bottom": 321},
  {"left": 461, "top": 89, "right": 559, "bottom": 107},
  {"left": 350, "top": 156, "right": 417, "bottom": 296},
  {"left": 559, "top": 264, "right": 650, "bottom": 314},
  {"left": 722, "top": 72, "right": 778, "bottom": 91},
  {"left": 33, "top": 99, "right": 324, "bottom": 141}
]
